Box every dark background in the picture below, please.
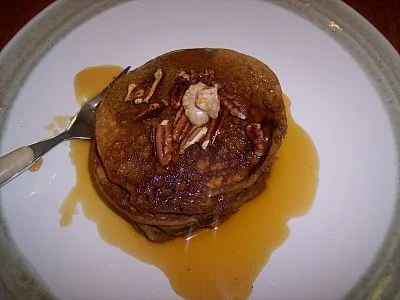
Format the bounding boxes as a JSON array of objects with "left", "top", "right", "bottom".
[{"left": 0, "top": 0, "right": 399, "bottom": 53}]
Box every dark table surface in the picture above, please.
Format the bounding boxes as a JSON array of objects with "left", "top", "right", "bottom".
[{"left": 0, "top": 0, "right": 399, "bottom": 53}]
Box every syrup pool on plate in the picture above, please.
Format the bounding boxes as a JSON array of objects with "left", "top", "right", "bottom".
[
  {"left": 31, "top": 116, "right": 73, "bottom": 172},
  {"left": 28, "top": 157, "right": 43, "bottom": 172},
  {"left": 53, "top": 65, "right": 319, "bottom": 300}
]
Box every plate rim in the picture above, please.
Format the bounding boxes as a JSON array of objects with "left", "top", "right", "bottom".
[{"left": 0, "top": 0, "right": 399, "bottom": 299}]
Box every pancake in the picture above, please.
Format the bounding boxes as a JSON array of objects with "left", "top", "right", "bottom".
[{"left": 92, "top": 48, "right": 287, "bottom": 242}]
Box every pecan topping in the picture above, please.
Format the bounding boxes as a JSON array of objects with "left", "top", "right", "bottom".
[
  {"left": 201, "top": 109, "right": 228, "bottom": 149},
  {"left": 173, "top": 108, "right": 193, "bottom": 143},
  {"left": 179, "top": 126, "right": 207, "bottom": 154},
  {"left": 174, "top": 107, "right": 184, "bottom": 126},
  {"left": 150, "top": 126, "right": 157, "bottom": 157},
  {"left": 133, "top": 102, "right": 166, "bottom": 122},
  {"left": 218, "top": 89, "right": 247, "bottom": 120},
  {"left": 182, "top": 82, "right": 219, "bottom": 127},
  {"left": 155, "top": 120, "right": 173, "bottom": 166},
  {"left": 246, "top": 123, "right": 269, "bottom": 156},
  {"left": 131, "top": 77, "right": 153, "bottom": 103},
  {"left": 201, "top": 119, "right": 216, "bottom": 150},
  {"left": 169, "top": 71, "right": 189, "bottom": 109},
  {"left": 124, "top": 83, "right": 137, "bottom": 102},
  {"left": 189, "top": 70, "right": 204, "bottom": 84},
  {"left": 129, "top": 69, "right": 164, "bottom": 104},
  {"left": 203, "top": 68, "right": 215, "bottom": 86}
]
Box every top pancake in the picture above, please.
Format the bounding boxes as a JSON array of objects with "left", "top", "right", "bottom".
[{"left": 95, "top": 48, "right": 287, "bottom": 217}]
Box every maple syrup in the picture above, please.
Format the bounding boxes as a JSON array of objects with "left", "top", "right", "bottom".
[
  {"left": 57, "top": 66, "right": 319, "bottom": 300},
  {"left": 28, "top": 157, "right": 43, "bottom": 172},
  {"left": 44, "top": 115, "right": 70, "bottom": 136},
  {"left": 32, "top": 116, "right": 72, "bottom": 173}
]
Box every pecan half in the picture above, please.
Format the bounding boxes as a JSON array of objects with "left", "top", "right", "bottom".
[
  {"left": 129, "top": 69, "right": 164, "bottom": 104},
  {"left": 124, "top": 83, "right": 137, "bottom": 102},
  {"left": 179, "top": 126, "right": 207, "bottom": 154},
  {"left": 174, "top": 107, "right": 184, "bottom": 126},
  {"left": 169, "top": 71, "right": 189, "bottom": 109},
  {"left": 218, "top": 89, "right": 247, "bottom": 120},
  {"left": 151, "top": 126, "right": 157, "bottom": 157},
  {"left": 155, "top": 120, "right": 173, "bottom": 166},
  {"left": 131, "top": 77, "right": 153, "bottom": 103},
  {"left": 189, "top": 70, "right": 204, "bottom": 84},
  {"left": 173, "top": 109, "right": 193, "bottom": 143},
  {"left": 133, "top": 102, "right": 166, "bottom": 122},
  {"left": 201, "top": 119, "right": 216, "bottom": 150},
  {"left": 246, "top": 123, "right": 269, "bottom": 156},
  {"left": 201, "top": 109, "right": 228, "bottom": 149},
  {"left": 203, "top": 68, "right": 215, "bottom": 86}
]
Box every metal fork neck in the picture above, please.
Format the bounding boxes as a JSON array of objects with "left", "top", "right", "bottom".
[{"left": 29, "top": 131, "right": 71, "bottom": 158}]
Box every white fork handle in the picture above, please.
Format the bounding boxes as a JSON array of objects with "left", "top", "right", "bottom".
[
  {"left": 0, "top": 147, "right": 34, "bottom": 187},
  {"left": 0, "top": 131, "right": 70, "bottom": 188}
]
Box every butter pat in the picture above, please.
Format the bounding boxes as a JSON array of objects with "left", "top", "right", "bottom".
[
  {"left": 182, "top": 82, "right": 220, "bottom": 127},
  {"left": 196, "top": 85, "right": 220, "bottom": 119}
]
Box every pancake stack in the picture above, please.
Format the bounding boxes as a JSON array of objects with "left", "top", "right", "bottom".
[{"left": 92, "top": 49, "right": 287, "bottom": 242}]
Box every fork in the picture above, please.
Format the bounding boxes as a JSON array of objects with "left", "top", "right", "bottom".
[{"left": 0, "top": 66, "right": 131, "bottom": 188}]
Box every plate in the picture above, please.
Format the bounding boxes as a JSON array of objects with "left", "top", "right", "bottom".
[{"left": 1, "top": 0, "right": 399, "bottom": 299}]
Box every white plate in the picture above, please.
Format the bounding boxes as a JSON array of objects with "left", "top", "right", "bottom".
[{"left": 1, "top": 0, "right": 399, "bottom": 299}]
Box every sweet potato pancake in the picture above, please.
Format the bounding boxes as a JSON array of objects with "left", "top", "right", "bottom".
[{"left": 92, "top": 48, "right": 287, "bottom": 242}]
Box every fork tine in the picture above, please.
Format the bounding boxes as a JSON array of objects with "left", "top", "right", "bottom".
[
  {"left": 67, "top": 66, "right": 131, "bottom": 131},
  {"left": 83, "top": 65, "right": 131, "bottom": 111}
]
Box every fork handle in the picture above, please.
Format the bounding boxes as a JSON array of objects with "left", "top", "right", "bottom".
[
  {"left": 0, "top": 132, "right": 69, "bottom": 188},
  {"left": 0, "top": 146, "right": 35, "bottom": 187}
]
